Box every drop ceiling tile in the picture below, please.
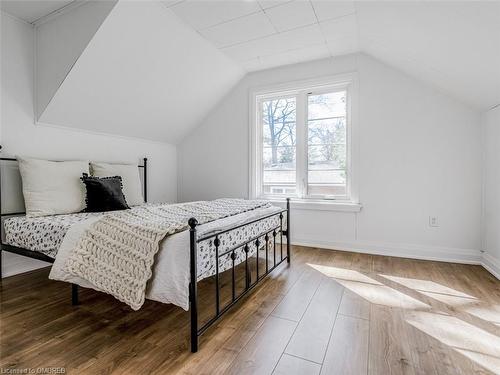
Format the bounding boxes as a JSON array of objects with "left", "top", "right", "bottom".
[
  {"left": 264, "top": 0, "right": 317, "bottom": 32},
  {"left": 258, "top": 0, "right": 293, "bottom": 10},
  {"left": 221, "top": 23, "right": 325, "bottom": 61},
  {"left": 200, "top": 12, "right": 276, "bottom": 48},
  {"left": 320, "top": 14, "right": 357, "bottom": 42},
  {"left": 310, "top": 1, "right": 355, "bottom": 22},
  {"left": 169, "top": 0, "right": 261, "bottom": 30},
  {"left": 244, "top": 43, "right": 330, "bottom": 71},
  {"left": 263, "top": 43, "right": 330, "bottom": 66},
  {"left": 161, "top": 0, "right": 184, "bottom": 8},
  {"left": 275, "top": 23, "right": 325, "bottom": 50}
]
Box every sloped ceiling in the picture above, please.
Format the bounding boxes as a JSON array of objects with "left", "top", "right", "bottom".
[
  {"left": 36, "top": 0, "right": 117, "bottom": 119},
  {"left": 3, "top": 0, "right": 498, "bottom": 144},
  {"left": 1, "top": 0, "right": 75, "bottom": 23},
  {"left": 38, "top": 0, "right": 244, "bottom": 143},
  {"left": 356, "top": 1, "right": 500, "bottom": 111},
  {"left": 167, "top": 0, "right": 358, "bottom": 71},
  {"left": 167, "top": 0, "right": 500, "bottom": 111}
]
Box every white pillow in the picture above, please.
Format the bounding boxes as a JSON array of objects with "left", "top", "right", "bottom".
[
  {"left": 90, "top": 162, "right": 144, "bottom": 206},
  {"left": 18, "top": 157, "right": 89, "bottom": 217}
]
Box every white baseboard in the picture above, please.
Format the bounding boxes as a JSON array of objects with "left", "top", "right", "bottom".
[
  {"left": 481, "top": 253, "right": 500, "bottom": 280},
  {"left": 292, "top": 238, "right": 482, "bottom": 265}
]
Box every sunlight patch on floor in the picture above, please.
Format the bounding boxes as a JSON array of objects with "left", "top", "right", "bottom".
[
  {"left": 379, "top": 274, "right": 478, "bottom": 306},
  {"left": 379, "top": 274, "right": 476, "bottom": 298},
  {"left": 406, "top": 311, "right": 500, "bottom": 374},
  {"left": 307, "top": 264, "right": 382, "bottom": 285},
  {"left": 464, "top": 304, "right": 500, "bottom": 327},
  {"left": 308, "top": 264, "right": 429, "bottom": 309}
]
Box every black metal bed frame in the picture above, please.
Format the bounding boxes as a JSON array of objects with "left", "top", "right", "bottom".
[
  {"left": 188, "top": 198, "right": 290, "bottom": 352},
  {"left": 0, "top": 154, "right": 291, "bottom": 353}
]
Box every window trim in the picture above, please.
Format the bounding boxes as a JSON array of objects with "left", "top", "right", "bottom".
[{"left": 249, "top": 73, "right": 359, "bottom": 205}]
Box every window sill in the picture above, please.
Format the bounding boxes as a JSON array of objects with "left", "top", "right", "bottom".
[{"left": 265, "top": 198, "right": 362, "bottom": 212}]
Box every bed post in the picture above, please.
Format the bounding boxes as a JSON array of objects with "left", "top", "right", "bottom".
[
  {"left": 286, "top": 198, "right": 291, "bottom": 263},
  {"left": 0, "top": 147, "right": 3, "bottom": 280},
  {"left": 188, "top": 217, "right": 199, "bottom": 353},
  {"left": 143, "top": 157, "right": 148, "bottom": 203},
  {"left": 71, "top": 284, "right": 79, "bottom": 305}
]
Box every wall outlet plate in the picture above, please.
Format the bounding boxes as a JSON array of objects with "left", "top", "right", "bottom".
[{"left": 429, "top": 216, "right": 439, "bottom": 227}]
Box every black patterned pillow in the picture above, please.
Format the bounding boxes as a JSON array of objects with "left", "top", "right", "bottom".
[{"left": 81, "top": 173, "right": 130, "bottom": 212}]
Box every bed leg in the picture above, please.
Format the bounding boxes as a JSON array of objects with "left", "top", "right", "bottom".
[
  {"left": 0, "top": 248, "right": 3, "bottom": 279},
  {"left": 71, "top": 284, "right": 79, "bottom": 305},
  {"left": 189, "top": 218, "right": 199, "bottom": 353}
]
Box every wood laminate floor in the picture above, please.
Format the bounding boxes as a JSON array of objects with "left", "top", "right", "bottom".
[{"left": 1, "top": 246, "right": 499, "bottom": 374}]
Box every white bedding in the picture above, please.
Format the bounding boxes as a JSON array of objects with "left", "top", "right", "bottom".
[{"left": 49, "top": 205, "right": 282, "bottom": 310}]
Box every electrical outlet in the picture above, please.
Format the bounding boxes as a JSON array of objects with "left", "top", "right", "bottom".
[{"left": 429, "top": 216, "right": 439, "bottom": 227}]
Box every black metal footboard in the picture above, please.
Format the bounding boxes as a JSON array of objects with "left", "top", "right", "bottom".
[{"left": 188, "top": 198, "right": 291, "bottom": 353}]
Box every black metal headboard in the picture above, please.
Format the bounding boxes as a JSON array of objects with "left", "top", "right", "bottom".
[{"left": 0, "top": 156, "right": 148, "bottom": 220}]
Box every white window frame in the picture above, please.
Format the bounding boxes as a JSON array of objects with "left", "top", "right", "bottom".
[{"left": 249, "top": 73, "right": 359, "bottom": 207}]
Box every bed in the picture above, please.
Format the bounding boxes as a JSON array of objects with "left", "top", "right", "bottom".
[{"left": 0, "top": 156, "right": 291, "bottom": 352}]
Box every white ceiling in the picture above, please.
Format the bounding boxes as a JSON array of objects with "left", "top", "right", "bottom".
[
  {"left": 1, "top": 0, "right": 76, "bottom": 23},
  {"left": 165, "top": 0, "right": 500, "bottom": 110},
  {"left": 2, "top": 0, "right": 499, "bottom": 111},
  {"left": 166, "top": 0, "right": 359, "bottom": 72},
  {"left": 356, "top": 1, "right": 500, "bottom": 111}
]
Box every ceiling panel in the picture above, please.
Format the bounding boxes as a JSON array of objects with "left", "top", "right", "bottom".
[
  {"left": 200, "top": 11, "right": 276, "bottom": 48},
  {"left": 258, "top": 43, "right": 330, "bottom": 70},
  {"left": 161, "top": 0, "right": 184, "bottom": 7},
  {"left": 310, "top": 0, "right": 355, "bottom": 22},
  {"left": 264, "top": 0, "right": 317, "bottom": 32},
  {"left": 1, "top": 0, "right": 75, "bottom": 23},
  {"left": 242, "top": 43, "right": 330, "bottom": 71},
  {"left": 168, "top": 0, "right": 261, "bottom": 30},
  {"left": 257, "top": 0, "right": 293, "bottom": 10},
  {"left": 221, "top": 23, "right": 325, "bottom": 62},
  {"left": 320, "top": 14, "right": 357, "bottom": 42}
]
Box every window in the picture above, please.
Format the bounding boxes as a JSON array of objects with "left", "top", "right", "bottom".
[{"left": 251, "top": 75, "right": 357, "bottom": 202}]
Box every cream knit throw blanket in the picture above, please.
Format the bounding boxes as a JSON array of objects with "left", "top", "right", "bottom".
[{"left": 64, "top": 199, "right": 271, "bottom": 310}]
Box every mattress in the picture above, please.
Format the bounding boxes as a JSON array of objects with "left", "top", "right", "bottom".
[
  {"left": 3, "top": 204, "right": 283, "bottom": 271},
  {"left": 4, "top": 211, "right": 104, "bottom": 258}
]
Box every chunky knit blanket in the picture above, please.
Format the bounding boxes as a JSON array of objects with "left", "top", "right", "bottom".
[{"left": 64, "top": 199, "right": 271, "bottom": 310}]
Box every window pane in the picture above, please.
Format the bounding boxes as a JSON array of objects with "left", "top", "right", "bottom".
[
  {"left": 308, "top": 91, "right": 346, "bottom": 120},
  {"left": 308, "top": 169, "right": 346, "bottom": 184},
  {"left": 308, "top": 145, "right": 346, "bottom": 169},
  {"left": 263, "top": 146, "right": 296, "bottom": 168},
  {"left": 261, "top": 97, "right": 296, "bottom": 195},
  {"left": 264, "top": 126, "right": 296, "bottom": 147},
  {"left": 262, "top": 98, "right": 296, "bottom": 148},
  {"left": 308, "top": 184, "right": 346, "bottom": 197},
  {"left": 307, "top": 90, "right": 347, "bottom": 198},
  {"left": 308, "top": 119, "right": 346, "bottom": 145},
  {"left": 308, "top": 170, "right": 346, "bottom": 196}
]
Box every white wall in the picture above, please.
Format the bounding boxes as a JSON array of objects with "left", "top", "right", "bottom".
[
  {"left": 179, "top": 53, "right": 483, "bottom": 263},
  {"left": 1, "top": 13, "right": 177, "bottom": 277},
  {"left": 482, "top": 105, "right": 500, "bottom": 278}
]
